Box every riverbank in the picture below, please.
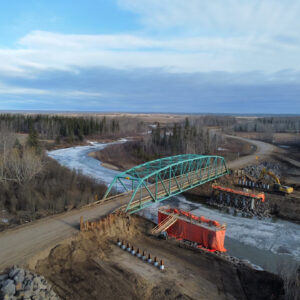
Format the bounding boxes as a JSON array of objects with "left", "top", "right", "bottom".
[{"left": 88, "top": 151, "right": 122, "bottom": 171}]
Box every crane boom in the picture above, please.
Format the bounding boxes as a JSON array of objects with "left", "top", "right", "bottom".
[{"left": 259, "top": 168, "right": 281, "bottom": 184}]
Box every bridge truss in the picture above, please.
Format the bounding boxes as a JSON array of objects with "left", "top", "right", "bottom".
[{"left": 103, "top": 154, "right": 228, "bottom": 214}]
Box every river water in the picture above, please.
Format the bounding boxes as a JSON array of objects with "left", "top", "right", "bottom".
[{"left": 48, "top": 141, "right": 300, "bottom": 273}]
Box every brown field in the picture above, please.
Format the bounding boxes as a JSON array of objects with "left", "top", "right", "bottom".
[{"left": 235, "top": 132, "right": 300, "bottom": 144}]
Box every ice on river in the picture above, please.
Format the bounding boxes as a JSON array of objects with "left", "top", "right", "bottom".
[
  {"left": 48, "top": 142, "right": 300, "bottom": 262},
  {"left": 48, "top": 141, "right": 122, "bottom": 186}
]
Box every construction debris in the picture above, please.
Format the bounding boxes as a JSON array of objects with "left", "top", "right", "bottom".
[{"left": 242, "top": 161, "right": 282, "bottom": 179}]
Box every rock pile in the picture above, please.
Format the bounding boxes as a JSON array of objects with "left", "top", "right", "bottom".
[
  {"left": 243, "top": 161, "right": 281, "bottom": 179},
  {"left": 0, "top": 266, "right": 60, "bottom": 300}
]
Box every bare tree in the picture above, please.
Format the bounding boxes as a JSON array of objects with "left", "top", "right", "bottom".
[
  {"left": 0, "top": 128, "right": 43, "bottom": 184},
  {"left": 3, "top": 148, "right": 43, "bottom": 184}
]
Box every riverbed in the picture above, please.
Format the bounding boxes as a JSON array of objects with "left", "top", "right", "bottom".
[{"left": 48, "top": 141, "right": 300, "bottom": 273}]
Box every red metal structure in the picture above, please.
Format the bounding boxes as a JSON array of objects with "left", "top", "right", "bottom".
[
  {"left": 158, "top": 207, "right": 227, "bottom": 252},
  {"left": 212, "top": 184, "right": 265, "bottom": 202}
]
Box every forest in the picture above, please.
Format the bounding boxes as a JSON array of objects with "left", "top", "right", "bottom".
[
  {"left": 0, "top": 114, "right": 143, "bottom": 143},
  {"left": 234, "top": 116, "right": 300, "bottom": 133},
  {"left": 136, "top": 118, "right": 222, "bottom": 160},
  {"left": 94, "top": 117, "right": 225, "bottom": 170}
]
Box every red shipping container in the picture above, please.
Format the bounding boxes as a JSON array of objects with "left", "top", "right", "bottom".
[{"left": 158, "top": 208, "right": 226, "bottom": 252}]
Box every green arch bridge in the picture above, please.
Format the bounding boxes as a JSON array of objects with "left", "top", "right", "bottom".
[{"left": 103, "top": 154, "right": 228, "bottom": 214}]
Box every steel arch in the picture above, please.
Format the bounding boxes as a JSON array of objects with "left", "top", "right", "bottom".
[{"left": 103, "top": 154, "right": 228, "bottom": 214}]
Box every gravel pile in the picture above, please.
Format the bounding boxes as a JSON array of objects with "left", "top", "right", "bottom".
[
  {"left": 0, "top": 266, "right": 60, "bottom": 300},
  {"left": 207, "top": 200, "right": 270, "bottom": 218},
  {"left": 243, "top": 161, "right": 281, "bottom": 179}
]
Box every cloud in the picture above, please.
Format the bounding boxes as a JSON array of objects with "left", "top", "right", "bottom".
[
  {"left": 0, "top": 82, "right": 105, "bottom": 99},
  {"left": 0, "top": 30, "right": 298, "bottom": 78},
  {"left": 118, "top": 0, "right": 300, "bottom": 37},
  {"left": 0, "top": 84, "right": 49, "bottom": 95}
]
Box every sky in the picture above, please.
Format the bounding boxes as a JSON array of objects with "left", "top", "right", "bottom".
[{"left": 0, "top": 0, "right": 300, "bottom": 114}]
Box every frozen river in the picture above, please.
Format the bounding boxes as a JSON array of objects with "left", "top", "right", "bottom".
[{"left": 48, "top": 141, "right": 300, "bottom": 273}]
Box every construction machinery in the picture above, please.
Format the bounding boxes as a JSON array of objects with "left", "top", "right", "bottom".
[
  {"left": 238, "top": 168, "right": 293, "bottom": 194},
  {"left": 258, "top": 168, "right": 293, "bottom": 194}
]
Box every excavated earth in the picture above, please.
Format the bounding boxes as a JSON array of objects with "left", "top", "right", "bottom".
[{"left": 32, "top": 214, "right": 283, "bottom": 300}]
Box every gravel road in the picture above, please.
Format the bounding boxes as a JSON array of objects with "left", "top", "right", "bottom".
[{"left": 226, "top": 135, "right": 276, "bottom": 169}]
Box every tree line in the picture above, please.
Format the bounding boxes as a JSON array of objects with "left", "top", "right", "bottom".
[
  {"left": 234, "top": 117, "right": 300, "bottom": 133},
  {"left": 191, "top": 115, "right": 236, "bottom": 128},
  {"left": 0, "top": 114, "right": 123, "bottom": 142},
  {"left": 124, "top": 118, "right": 222, "bottom": 162}
]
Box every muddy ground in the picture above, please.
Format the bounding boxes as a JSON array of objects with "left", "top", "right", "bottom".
[{"left": 32, "top": 214, "right": 284, "bottom": 300}]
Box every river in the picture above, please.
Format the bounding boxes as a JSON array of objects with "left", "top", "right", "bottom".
[{"left": 48, "top": 141, "right": 300, "bottom": 273}]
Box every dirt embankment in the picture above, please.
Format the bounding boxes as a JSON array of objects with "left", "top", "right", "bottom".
[
  {"left": 270, "top": 193, "right": 300, "bottom": 223},
  {"left": 33, "top": 214, "right": 284, "bottom": 300}
]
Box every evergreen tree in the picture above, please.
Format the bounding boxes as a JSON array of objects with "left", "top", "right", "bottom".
[
  {"left": 27, "top": 128, "right": 40, "bottom": 153},
  {"left": 13, "top": 138, "right": 23, "bottom": 154}
]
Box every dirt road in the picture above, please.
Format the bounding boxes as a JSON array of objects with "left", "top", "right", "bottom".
[
  {"left": 0, "top": 198, "right": 129, "bottom": 270},
  {"left": 0, "top": 136, "right": 276, "bottom": 271},
  {"left": 226, "top": 135, "right": 276, "bottom": 169}
]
